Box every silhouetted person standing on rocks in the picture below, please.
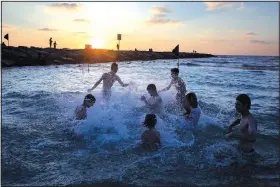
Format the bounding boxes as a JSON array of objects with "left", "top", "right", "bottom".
[
  {"left": 54, "top": 41, "right": 57, "bottom": 49},
  {"left": 49, "top": 37, "right": 53, "bottom": 48},
  {"left": 117, "top": 44, "right": 119, "bottom": 51}
]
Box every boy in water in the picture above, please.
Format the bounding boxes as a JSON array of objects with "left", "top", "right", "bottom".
[
  {"left": 88, "top": 62, "right": 129, "bottom": 100},
  {"left": 177, "top": 92, "right": 201, "bottom": 133},
  {"left": 226, "top": 94, "right": 257, "bottom": 156},
  {"left": 75, "top": 94, "right": 96, "bottom": 120},
  {"left": 184, "top": 92, "right": 201, "bottom": 128},
  {"left": 141, "top": 84, "right": 163, "bottom": 114},
  {"left": 141, "top": 114, "right": 161, "bottom": 151},
  {"left": 159, "top": 68, "right": 187, "bottom": 105}
]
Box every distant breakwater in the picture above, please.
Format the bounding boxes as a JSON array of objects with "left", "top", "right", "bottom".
[{"left": 1, "top": 45, "right": 216, "bottom": 67}]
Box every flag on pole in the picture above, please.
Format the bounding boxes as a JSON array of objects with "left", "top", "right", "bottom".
[
  {"left": 172, "top": 44, "right": 179, "bottom": 57},
  {"left": 4, "top": 33, "right": 9, "bottom": 40}
]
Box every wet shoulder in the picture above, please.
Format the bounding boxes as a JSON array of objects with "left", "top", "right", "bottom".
[
  {"left": 103, "top": 72, "right": 109, "bottom": 78},
  {"left": 178, "top": 77, "right": 185, "bottom": 84},
  {"left": 156, "top": 95, "right": 163, "bottom": 102},
  {"left": 192, "top": 107, "right": 201, "bottom": 114},
  {"left": 114, "top": 74, "right": 120, "bottom": 80},
  {"left": 248, "top": 114, "right": 257, "bottom": 126},
  {"left": 76, "top": 105, "right": 84, "bottom": 112},
  {"left": 154, "top": 129, "right": 160, "bottom": 137}
]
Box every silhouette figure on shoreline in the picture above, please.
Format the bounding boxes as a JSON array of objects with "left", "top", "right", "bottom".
[
  {"left": 54, "top": 41, "right": 57, "bottom": 49},
  {"left": 49, "top": 37, "right": 53, "bottom": 48},
  {"left": 117, "top": 44, "right": 119, "bottom": 51}
]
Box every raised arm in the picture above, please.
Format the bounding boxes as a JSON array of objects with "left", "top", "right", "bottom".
[
  {"left": 160, "top": 81, "right": 172, "bottom": 92},
  {"left": 116, "top": 75, "right": 129, "bottom": 87},
  {"left": 88, "top": 73, "right": 105, "bottom": 91}
]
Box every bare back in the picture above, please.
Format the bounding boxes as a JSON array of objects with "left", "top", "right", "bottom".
[
  {"left": 141, "top": 129, "right": 161, "bottom": 150},
  {"left": 75, "top": 105, "right": 87, "bottom": 120}
]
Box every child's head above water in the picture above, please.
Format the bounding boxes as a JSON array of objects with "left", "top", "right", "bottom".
[
  {"left": 143, "top": 114, "right": 157, "bottom": 128},
  {"left": 185, "top": 92, "right": 198, "bottom": 108},
  {"left": 171, "top": 68, "right": 179, "bottom": 78},
  {"left": 147, "top": 84, "right": 158, "bottom": 96},
  {"left": 83, "top": 94, "right": 96, "bottom": 108}
]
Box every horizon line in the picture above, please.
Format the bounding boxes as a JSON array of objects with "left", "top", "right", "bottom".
[{"left": 2, "top": 44, "right": 279, "bottom": 57}]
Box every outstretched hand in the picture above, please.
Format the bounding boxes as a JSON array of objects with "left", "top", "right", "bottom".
[
  {"left": 184, "top": 114, "right": 191, "bottom": 120},
  {"left": 225, "top": 132, "right": 233, "bottom": 140},
  {"left": 87, "top": 89, "right": 92, "bottom": 93},
  {"left": 227, "top": 126, "right": 233, "bottom": 133}
]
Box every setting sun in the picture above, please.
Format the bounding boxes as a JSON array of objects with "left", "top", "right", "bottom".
[{"left": 91, "top": 37, "right": 104, "bottom": 49}]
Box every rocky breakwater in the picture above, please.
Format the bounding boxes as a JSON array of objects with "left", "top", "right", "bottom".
[{"left": 1, "top": 45, "right": 216, "bottom": 67}]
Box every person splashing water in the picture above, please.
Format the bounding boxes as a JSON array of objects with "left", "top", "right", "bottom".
[
  {"left": 74, "top": 94, "right": 96, "bottom": 120},
  {"left": 225, "top": 94, "right": 257, "bottom": 157},
  {"left": 88, "top": 62, "right": 129, "bottom": 101},
  {"left": 140, "top": 114, "right": 161, "bottom": 151},
  {"left": 177, "top": 92, "right": 201, "bottom": 133},
  {"left": 141, "top": 84, "right": 163, "bottom": 115},
  {"left": 159, "top": 68, "right": 187, "bottom": 106}
]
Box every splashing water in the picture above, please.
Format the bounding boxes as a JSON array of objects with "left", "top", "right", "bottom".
[{"left": 2, "top": 56, "right": 279, "bottom": 186}]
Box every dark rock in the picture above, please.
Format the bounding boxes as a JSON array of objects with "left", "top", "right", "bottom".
[
  {"left": 2, "top": 59, "right": 16, "bottom": 66},
  {"left": 2, "top": 46, "right": 216, "bottom": 67}
]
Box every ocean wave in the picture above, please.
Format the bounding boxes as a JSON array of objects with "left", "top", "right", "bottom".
[
  {"left": 239, "top": 64, "right": 279, "bottom": 71},
  {"left": 180, "top": 62, "right": 201, "bottom": 66},
  {"left": 2, "top": 57, "right": 279, "bottom": 186},
  {"left": 193, "top": 59, "right": 231, "bottom": 64}
]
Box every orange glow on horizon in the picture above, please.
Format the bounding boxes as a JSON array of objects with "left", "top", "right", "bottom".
[{"left": 90, "top": 36, "right": 104, "bottom": 49}]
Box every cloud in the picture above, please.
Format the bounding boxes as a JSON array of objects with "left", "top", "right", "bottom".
[
  {"left": 46, "top": 3, "right": 82, "bottom": 11},
  {"left": 147, "top": 16, "right": 182, "bottom": 26},
  {"left": 250, "top": 40, "right": 271, "bottom": 45},
  {"left": 204, "top": 2, "right": 233, "bottom": 11},
  {"left": 73, "top": 19, "right": 91, "bottom": 24},
  {"left": 200, "top": 38, "right": 231, "bottom": 43},
  {"left": 2, "top": 24, "right": 16, "bottom": 30},
  {"left": 147, "top": 5, "right": 182, "bottom": 26},
  {"left": 204, "top": 2, "right": 245, "bottom": 11},
  {"left": 73, "top": 32, "right": 91, "bottom": 37},
  {"left": 74, "top": 32, "right": 86, "bottom": 34},
  {"left": 73, "top": 32, "right": 86, "bottom": 35},
  {"left": 151, "top": 5, "right": 171, "bottom": 14},
  {"left": 246, "top": 32, "right": 257, "bottom": 36},
  {"left": 38, "top": 28, "right": 57, "bottom": 31}
]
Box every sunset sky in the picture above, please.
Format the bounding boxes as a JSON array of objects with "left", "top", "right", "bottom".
[{"left": 2, "top": 2, "right": 279, "bottom": 56}]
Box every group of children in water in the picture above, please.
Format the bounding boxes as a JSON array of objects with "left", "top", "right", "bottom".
[{"left": 74, "top": 62, "right": 258, "bottom": 156}]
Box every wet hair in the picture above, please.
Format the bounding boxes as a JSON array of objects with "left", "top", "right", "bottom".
[
  {"left": 171, "top": 68, "right": 179, "bottom": 75},
  {"left": 144, "top": 114, "right": 157, "bottom": 128},
  {"left": 147, "top": 84, "right": 157, "bottom": 91},
  {"left": 236, "top": 94, "right": 251, "bottom": 109},
  {"left": 83, "top": 94, "right": 96, "bottom": 104},
  {"left": 185, "top": 92, "right": 198, "bottom": 108},
  {"left": 186, "top": 92, "right": 197, "bottom": 102},
  {"left": 111, "top": 62, "right": 118, "bottom": 70}
]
